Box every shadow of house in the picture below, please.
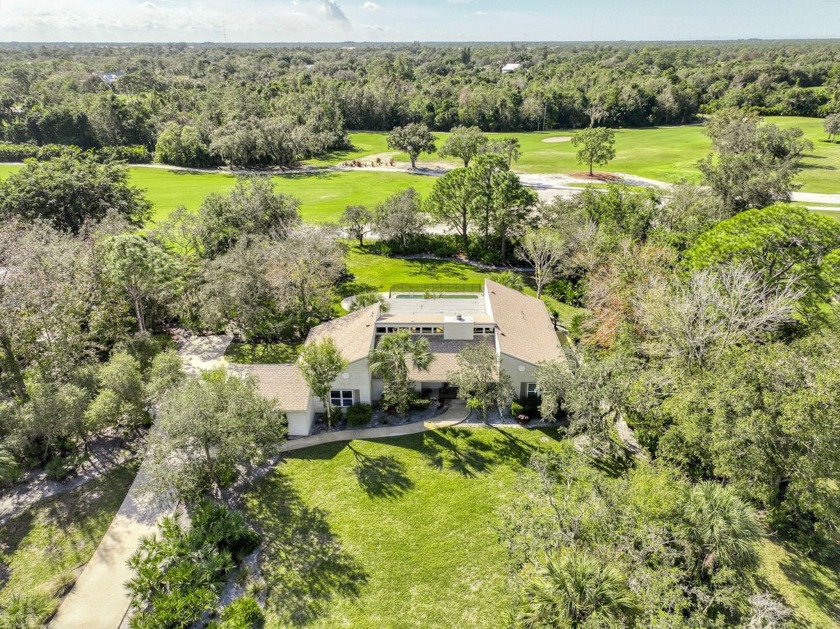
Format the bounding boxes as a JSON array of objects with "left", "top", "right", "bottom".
[
  {"left": 246, "top": 471, "right": 369, "bottom": 626},
  {"left": 348, "top": 444, "right": 414, "bottom": 499}
]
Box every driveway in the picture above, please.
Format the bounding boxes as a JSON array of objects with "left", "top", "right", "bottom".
[{"left": 49, "top": 335, "right": 232, "bottom": 629}]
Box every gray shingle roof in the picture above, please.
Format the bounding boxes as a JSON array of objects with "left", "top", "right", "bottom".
[
  {"left": 306, "top": 304, "right": 379, "bottom": 363},
  {"left": 240, "top": 364, "right": 311, "bottom": 412},
  {"left": 484, "top": 279, "right": 564, "bottom": 365}
]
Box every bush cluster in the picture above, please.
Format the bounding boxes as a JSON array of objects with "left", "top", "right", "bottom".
[
  {"left": 346, "top": 403, "right": 373, "bottom": 426},
  {"left": 0, "top": 142, "right": 151, "bottom": 163},
  {"left": 127, "top": 501, "right": 260, "bottom": 629}
]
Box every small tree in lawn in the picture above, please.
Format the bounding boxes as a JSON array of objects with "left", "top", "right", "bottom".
[
  {"left": 519, "top": 228, "right": 569, "bottom": 298},
  {"left": 298, "top": 338, "right": 348, "bottom": 427},
  {"left": 572, "top": 127, "right": 616, "bottom": 177},
  {"left": 448, "top": 343, "right": 513, "bottom": 423},
  {"left": 387, "top": 123, "right": 437, "bottom": 170},
  {"left": 439, "top": 125, "right": 487, "bottom": 167},
  {"left": 824, "top": 113, "right": 840, "bottom": 143},
  {"left": 340, "top": 205, "right": 372, "bottom": 247},
  {"left": 369, "top": 330, "right": 433, "bottom": 416}
]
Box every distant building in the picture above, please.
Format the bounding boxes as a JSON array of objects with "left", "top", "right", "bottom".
[
  {"left": 243, "top": 279, "right": 567, "bottom": 436},
  {"left": 501, "top": 63, "right": 521, "bottom": 74},
  {"left": 95, "top": 72, "right": 125, "bottom": 85}
]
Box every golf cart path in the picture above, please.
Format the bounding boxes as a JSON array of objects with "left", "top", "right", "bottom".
[{"left": 49, "top": 335, "right": 232, "bottom": 629}]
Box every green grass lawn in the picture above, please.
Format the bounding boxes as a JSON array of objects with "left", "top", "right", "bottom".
[
  {"left": 243, "top": 429, "right": 838, "bottom": 628},
  {"left": 0, "top": 166, "right": 437, "bottom": 225},
  {"left": 225, "top": 341, "right": 302, "bottom": 364},
  {"left": 757, "top": 537, "right": 840, "bottom": 629},
  {"left": 304, "top": 132, "right": 391, "bottom": 167},
  {"left": 344, "top": 246, "right": 584, "bottom": 326},
  {"left": 130, "top": 169, "right": 438, "bottom": 224},
  {"left": 243, "top": 427, "right": 564, "bottom": 628},
  {"left": 0, "top": 463, "right": 137, "bottom": 624},
  {"left": 345, "top": 116, "right": 840, "bottom": 193}
]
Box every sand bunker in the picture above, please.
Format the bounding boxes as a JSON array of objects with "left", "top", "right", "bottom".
[{"left": 542, "top": 136, "right": 573, "bottom": 143}]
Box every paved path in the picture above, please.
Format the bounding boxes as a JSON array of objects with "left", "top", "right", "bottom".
[{"left": 49, "top": 335, "right": 232, "bottom": 629}]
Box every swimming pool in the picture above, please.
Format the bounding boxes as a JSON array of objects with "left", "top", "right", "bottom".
[{"left": 394, "top": 294, "right": 479, "bottom": 299}]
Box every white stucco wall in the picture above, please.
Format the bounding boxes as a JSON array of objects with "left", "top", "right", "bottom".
[
  {"left": 286, "top": 397, "right": 315, "bottom": 436},
  {"left": 312, "top": 358, "right": 372, "bottom": 411},
  {"left": 500, "top": 353, "right": 538, "bottom": 399}
]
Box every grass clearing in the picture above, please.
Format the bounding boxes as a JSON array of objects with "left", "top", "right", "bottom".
[
  {"left": 756, "top": 537, "right": 840, "bottom": 628},
  {"left": 244, "top": 427, "right": 563, "bottom": 628},
  {"left": 225, "top": 341, "right": 302, "bottom": 364},
  {"left": 304, "top": 132, "right": 391, "bottom": 167},
  {"left": 0, "top": 462, "right": 137, "bottom": 623}
]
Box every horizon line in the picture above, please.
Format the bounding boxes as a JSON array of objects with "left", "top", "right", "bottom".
[{"left": 1, "top": 37, "right": 840, "bottom": 46}]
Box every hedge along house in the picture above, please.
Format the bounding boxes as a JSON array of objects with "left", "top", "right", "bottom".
[{"left": 245, "top": 279, "right": 567, "bottom": 436}]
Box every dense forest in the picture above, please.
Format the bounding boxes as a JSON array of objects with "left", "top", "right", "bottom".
[{"left": 1, "top": 41, "right": 840, "bottom": 167}]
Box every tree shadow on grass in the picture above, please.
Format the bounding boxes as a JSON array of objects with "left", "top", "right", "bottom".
[
  {"left": 420, "top": 429, "right": 494, "bottom": 477},
  {"left": 246, "top": 471, "right": 368, "bottom": 626},
  {"left": 407, "top": 260, "right": 474, "bottom": 281},
  {"left": 777, "top": 540, "right": 840, "bottom": 622},
  {"left": 347, "top": 444, "right": 414, "bottom": 499}
]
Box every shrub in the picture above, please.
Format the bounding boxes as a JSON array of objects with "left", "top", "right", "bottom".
[
  {"left": 411, "top": 398, "right": 432, "bottom": 411},
  {"left": 220, "top": 597, "right": 264, "bottom": 629},
  {"left": 346, "top": 403, "right": 373, "bottom": 426},
  {"left": 191, "top": 500, "right": 261, "bottom": 562},
  {"left": 515, "top": 396, "right": 541, "bottom": 419},
  {"left": 127, "top": 501, "right": 260, "bottom": 629},
  {"left": 0, "top": 142, "right": 152, "bottom": 164},
  {"left": 510, "top": 401, "right": 525, "bottom": 417},
  {"left": 45, "top": 456, "right": 72, "bottom": 481},
  {"left": 0, "top": 592, "right": 54, "bottom": 629},
  {"left": 0, "top": 444, "right": 21, "bottom": 486}
]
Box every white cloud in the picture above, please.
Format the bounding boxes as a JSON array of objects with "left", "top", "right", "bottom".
[
  {"left": 363, "top": 1, "right": 380, "bottom": 11},
  {"left": 321, "top": 0, "right": 351, "bottom": 25}
]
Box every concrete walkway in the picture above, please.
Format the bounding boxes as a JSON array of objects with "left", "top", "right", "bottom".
[
  {"left": 49, "top": 335, "right": 232, "bottom": 629},
  {"left": 281, "top": 400, "right": 473, "bottom": 451},
  {"left": 278, "top": 401, "right": 552, "bottom": 452},
  {"left": 49, "top": 467, "right": 168, "bottom": 629}
]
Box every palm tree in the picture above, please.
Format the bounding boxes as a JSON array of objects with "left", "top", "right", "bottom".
[
  {"left": 681, "top": 481, "right": 762, "bottom": 579},
  {"left": 369, "top": 330, "right": 433, "bottom": 416},
  {"left": 516, "top": 549, "right": 636, "bottom": 628},
  {"left": 490, "top": 270, "right": 526, "bottom": 292}
]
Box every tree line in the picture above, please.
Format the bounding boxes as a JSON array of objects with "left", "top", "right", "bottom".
[{"left": 1, "top": 41, "right": 839, "bottom": 168}]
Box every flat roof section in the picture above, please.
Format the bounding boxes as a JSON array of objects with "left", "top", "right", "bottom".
[{"left": 381, "top": 295, "right": 490, "bottom": 320}]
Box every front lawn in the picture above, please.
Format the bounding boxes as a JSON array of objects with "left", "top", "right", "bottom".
[
  {"left": 243, "top": 427, "right": 563, "bottom": 628},
  {"left": 0, "top": 463, "right": 138, "bottom": 624}
]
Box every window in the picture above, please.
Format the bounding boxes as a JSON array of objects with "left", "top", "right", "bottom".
[
  {"left": 526, "top": 383, "right": 539, "bottom": 399},
  {"left": 376, "top": 326, "right": 387, "bottom": 334},
  {"left": 330, "top": 390, "right": 354, "bottom": 408}
]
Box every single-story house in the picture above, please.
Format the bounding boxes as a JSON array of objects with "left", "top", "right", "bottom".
[{"left": 244, "top": 279, "right": 566, "bottom": 436}]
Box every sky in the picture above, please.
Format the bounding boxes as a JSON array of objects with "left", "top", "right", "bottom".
[{"left": 0, "top": 0, "right": 838, "bottom": 43}]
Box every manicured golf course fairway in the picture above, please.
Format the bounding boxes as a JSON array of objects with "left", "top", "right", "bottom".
[
  {"left": 1, "top": 116, "right": 837, "bottom": 226},
  {"left": 333, "top": 116, "right": 840, "bottom": 192}
]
